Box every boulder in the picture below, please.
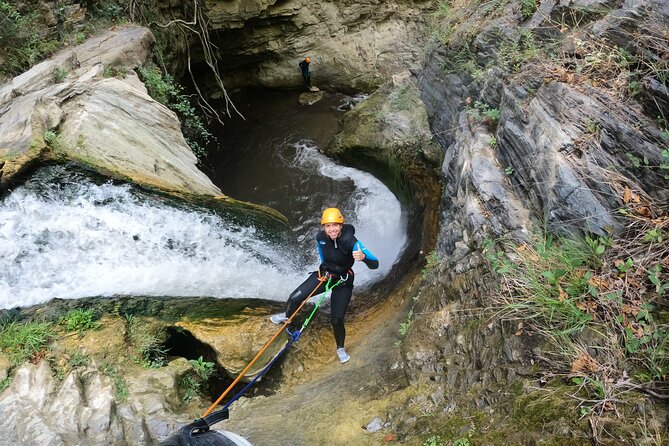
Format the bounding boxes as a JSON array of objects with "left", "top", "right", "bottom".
[
  {"left": 177, "top": 308, "right": 287, "bottom": 380},
  {"left": 0, "top": 26, "right": 222, "bottom": 198},
  {"left": 298, "top": 90, "right": 324, "bottom": 105}
]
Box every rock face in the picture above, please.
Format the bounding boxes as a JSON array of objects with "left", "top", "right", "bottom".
[
  {"left": 0, "top": 359, "right": 192, "bottom": 446},
  {"left": 200, "top": 0, "right": 434, "bottom": 91},
  {"left": 0, "top": 26, "right": 221, "bottom": 198},
  {"left": 396, "top": 0, "right": 669, "bottom": 441},
  {"left": 0, "top": 297, "right": 289, "bottom": 445}
]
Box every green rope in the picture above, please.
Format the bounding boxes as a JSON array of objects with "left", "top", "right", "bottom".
[{"left": 299, "top": 276, "right": 343, "bottom": 331}]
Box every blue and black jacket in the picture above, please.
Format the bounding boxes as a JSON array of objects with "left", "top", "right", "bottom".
[{"left": 316, "top": 224, "right": 379, "bottom": 276}]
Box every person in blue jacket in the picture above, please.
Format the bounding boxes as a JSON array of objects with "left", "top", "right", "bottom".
[{"left": 271, "top": 207, "right": 379, "bottom": 363}]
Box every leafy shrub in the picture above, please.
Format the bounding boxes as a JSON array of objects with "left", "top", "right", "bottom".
[
  {"left": 60, "top": 309, "right": 99, "bottom": 332},
  {"left": 180, "top": 356, "right": 216, "bottom": 403},
  {"left": 138, "top": 65, "right": 214, "bottom": 162},
  {"left": 0, "top": 2, "right": 59, "bottom": 77}
]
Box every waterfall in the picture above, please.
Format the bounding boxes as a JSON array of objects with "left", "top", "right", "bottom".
[{"left": 0, "top": 157, "right": 405, "bottom": 310}]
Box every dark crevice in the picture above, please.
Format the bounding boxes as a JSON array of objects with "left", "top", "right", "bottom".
[{"left": 163, "top": 326, "right": 284, "bottom": 403}]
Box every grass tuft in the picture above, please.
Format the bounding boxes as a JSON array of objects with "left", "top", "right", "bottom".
[{"left": 0, "top": 322, "right": 54, "bottom": 365}]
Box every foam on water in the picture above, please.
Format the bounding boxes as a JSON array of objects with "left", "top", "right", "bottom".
[{"left": 0, "top": 175, "right": 304, "bottom": 309}]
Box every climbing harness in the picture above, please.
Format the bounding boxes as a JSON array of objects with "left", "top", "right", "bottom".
[{"left": 175, "top": 274, "right": 344, "bottom": 442}]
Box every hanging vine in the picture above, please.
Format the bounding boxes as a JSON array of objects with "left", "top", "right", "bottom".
[{"left": 127, "top": 0, "right": 242, "bottom": 123}]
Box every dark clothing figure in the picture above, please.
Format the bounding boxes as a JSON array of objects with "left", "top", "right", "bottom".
[
  {"left": 284, "top": 224, "right": 378, "bottom": 349},
  {"left": 285, "top": 271, "right": 353, "bottom": 348},
  {"left": 299, "top": 58, "right": 311, "bottom": 88}
]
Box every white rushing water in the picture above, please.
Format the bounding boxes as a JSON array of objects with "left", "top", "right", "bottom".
[
  {"left": 0, "top": 157, "right": 405, "bottom": 309},
  {"left": 0, "top": 176, "right": 304, "bottom": 310}
]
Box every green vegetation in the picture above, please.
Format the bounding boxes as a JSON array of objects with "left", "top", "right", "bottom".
[
  {"left": 0, "top": 377, "right": 11, "bottom": 393},
  {"left": 52, "top": 66, "right": 68, "bottom": 83},
  {"left": 68, "top": 350, "right": 90, "bottom": 367},
  {"left": 124, "top": 314, "right": 168, "bottom": 368},
  {"left": 100, "top": 360, "right": 128, "bottom": 401},
  {"left": 189, "top": 356, "right": 215, "bottom": 380},
  {"left": 626, "top": 148, "right": 669, "bottom": 181},
  {"left": 520, "top": 0, "right": 537, "bottom": 21},
  {"left": 398, "top": 308, "right": 414, "bottom": 337},
  {"left": 59, "top": 309, "right": 99, "bottom": 333},
  {"left": 0, "top": 321, "right": 54, "bottom": 365},
  {"left": 137, "top": 65, "right": 215, "bottom": 162},
  {"left": 483, "top": 212, "right": 668, "bottom": 414},
  {"left": 0, "top": 2, "right": 59, "bottom": 77},
  {"left": 180, "top": 356, "right": 215, "bottom": 403},
  {"left": 389, "top": 83, "right": 412, "bottom": 110},
  {"left": 102, "top": 65, "right": 127, "bottom": 78},
  {"left": 465, "top": 100, "right": 500, "bottom": 129},
  {"left": 421, "top": 434, "right": 471, "bottom": 446},
  {"left": 422, "top": 250, "right": 440, "bottom": 277},
  {"left": 421, "top": 435, "right": 444, "bottom": 446},
  {"left": 43, "top": 130, "right": 68, "bottom": 155}
]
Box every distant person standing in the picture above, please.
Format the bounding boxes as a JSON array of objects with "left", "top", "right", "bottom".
[{"left": 299, "top": 57, "right": 312, "bottom": 89}]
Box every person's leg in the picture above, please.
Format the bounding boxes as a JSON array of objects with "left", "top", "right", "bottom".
[
  {"left": 330, "top": 285, "right": 353, "bottom": 348},
  {"left": 271, "top": 272, "right": 324, "bottom": 325},
  {"left": 285, "top": 272, "right": 324, "bottom": 318}
]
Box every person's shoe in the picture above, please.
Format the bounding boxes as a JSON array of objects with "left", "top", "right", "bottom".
[
  {"left": 336, "top": 347, "right": 350, "bottom": 364},
  {"left": 270, "top": 312, "right": 288, "bottom": 324}
]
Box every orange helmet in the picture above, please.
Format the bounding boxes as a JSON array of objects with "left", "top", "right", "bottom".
[
  {"left": 305, "top": 57, "right": 311, "bottom": 63},
  {"left": 321, "top": 208, "right": 344, "bottom": 225}
]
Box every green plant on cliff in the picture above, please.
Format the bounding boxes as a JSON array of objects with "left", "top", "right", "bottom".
[
  {"left": 0, "top": 377, "right": 12, "bottom": 394},
  {"left": 484, "top": 211, "right": 669, "bottom": 417},
  {"left": 520, "top": 0, "right": 537, "bottom": 21},
  {"left": 0, "top": 321, "right": 54, "bottom": 365},
  {"left": 60, "top": 308, "right": 99, "bottom": 333},
  {"left": 466, "top": 100, "right": 500, "bottom": 129},
  {"left": 189, "top": 356, "right": 215, "bottom": 381},
  {"left": 100, "top": 360, "right": 129, "bottom": 401},
  {"left": 390, "top": 83, "right": 412, "bottom": 110},
  {"left": 124, "top": 314, "right": 168, "bottom": 368},
  {"left": 44, "top": 130, "right": 68, "bottom": 156},
  {"left": 180, "top": 356, "right": 215, "bottom": 403},
  {"left": 421, "top": 435, "right": 444, "bottom": 446},
  {"left": 52, "top": 66, "right": 68, "bottom": 83},
  {"left": 137, "top": 65, "right": 214, "bottom": 162},
  {"left": 422, "top": 250, "right": 440, "bottom": 278}
]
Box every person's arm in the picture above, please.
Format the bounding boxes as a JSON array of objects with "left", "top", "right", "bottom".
[{"left": 353, "top": 240, "right": 379, "bottom": 269}]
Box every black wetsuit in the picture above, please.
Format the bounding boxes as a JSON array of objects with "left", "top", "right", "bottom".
[
  {"left": 299, "top": 59, "right": 311, "bottom": 88},
  {"left": 285, "top": 224, "right": 378, "bottom": 348}
]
